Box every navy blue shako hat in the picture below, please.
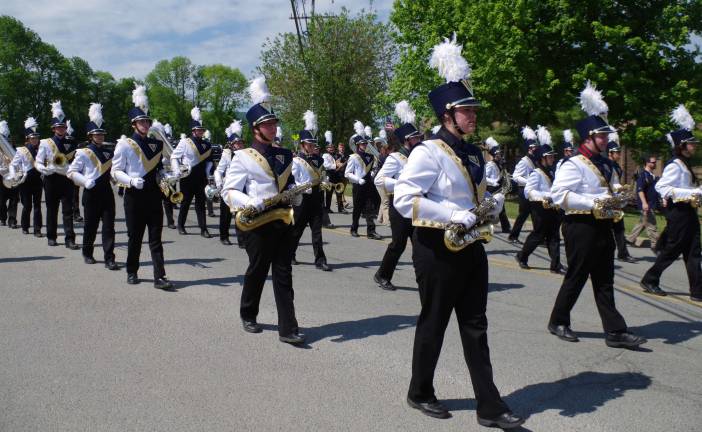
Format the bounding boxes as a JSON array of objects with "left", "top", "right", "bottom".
[
  {"left": 667, "top": 105, "right": 699, "bottom": 148},
  {"left": 299, "top": 110, "right": 318, "bottom": 143},
  {"left": 393, "top": 100, "right": 421, "bottom": 142},
  {"left": 128, "top": 85, "right": 151, "bottom": 123},
  {"left": 50, "top": 101, "right": 67, "bottom": 128},
  {"left": 190, "top": 107, "right": 205, "bottom": 130},
  {"left": 24, "top": 117, "right": 40, "bottom": 138},
  {"left": 86, "top": 103, "right": 106, "bottom": 135},
  {"left": 246, "top": 77, "right": 278, "bottom": 127},
  {"left": 427, "top": 34, "right": 480, "bottom": 119},
  {"left": 575, "top": 81, "right": 616, "bottom": 141}
]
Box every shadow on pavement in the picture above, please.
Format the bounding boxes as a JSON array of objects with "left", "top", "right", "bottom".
[
  {"left": 443, "top": 371, "right": 651, "bottom": 418},
  {"left": 332, "top": 260, "right": 412, "bottom": 270},
  {"left": 0, "top": 255, "right": 63, "bottom": 264},
  {"left": 489, "top": 282, "right": 525, "bottom": 292},
  {"left": 630, "top": 320, "right": 702, "bottom": 344},
  {"left": 304, "top": 314, "right": 416, "bottom": 344}
]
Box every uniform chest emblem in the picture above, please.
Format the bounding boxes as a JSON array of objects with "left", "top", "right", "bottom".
[
  {"left": 276, "top": 154, "right": 285, "bottom": 164},
  {"left": 148, "top": 143, "right": 157, "bottom": 152},
  {"left": 468, "top": 155, "right": 480, "bottom": 166},
  {"left": 63, "top": 143, "right": 70, "bottom": 151},
  {"left": 102, "top": 152, "right": 111, "bottom": 159},
  {"left": 312, "top": 160, "right": 319, "bottom": 167}
]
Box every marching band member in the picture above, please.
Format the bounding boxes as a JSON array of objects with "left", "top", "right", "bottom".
[
  {"left": 111, "top": 85, "right": 173, "bottom": 290},
  {"left": 373, "top": 100, "right": 421, "bottom": 291},
  {"left": 273, "top": 126, "right": 283, "bottom": 148},
  {"left": 333, "top": 142, "right": 349, "bottom": 214},
  {"left": 394, "top": 35, "right": 523, "bottom": 429},
  {"left": 35, "top": 101, "right": 80, "bottom": 249},
  {"left": 548, "top": 81, "right": 645, "bottom": 348},
  {"left": 216, "top": 120, "right": 247, "bottom": 248},
  {"left": 640, "top": 105, "right": 702, "bottom": 301},
  {"left": 0, "top": 120, "right": 19, "bottom": 229},
  {"left": 221, "top": 76, "right": 304, "bottom": 345},
  {"left": 555, "top": 129, "right": 574, "bottom": 174},
  {"left": 322, "top": 132, "right": 338, "bottom": 221},
  {"left": 67, "top": 103, "right": 119, "bottom": 270},
  {"left": 515, "top": 127, "right": 564, "bottom": 273},
  {"left": 66, "top": 121, "right": 83, "bottom": 224},
  {"left": 152, "top": 120, "right": 176, "bottom": 229},
  {"left": 172, "top": 107, "right": 213, "bottom": 237},
  {"left": 345, "top": 121, "right": 382, "bottom": 240},
  {"left": 10, "top": 118, "right": 43, "bottom": 236},
  {"left": 606, "top": 133, "right": 636, "bottom": 263},
  {"left": 484, "top": 137, "right": 511, "bottom": 233},
  {"left": 290, "top": 111, "right": 331, "bottom": 271},
  {"left": 508, "top": 126, "right": 538, "bottom": 244}
]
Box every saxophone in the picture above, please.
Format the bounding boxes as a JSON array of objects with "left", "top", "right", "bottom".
[
  {"left": 234, "top": 179, "right": 320, "bottom": 231},
  {"left": 443, "top": 171, "right": 512, "bottom": 252},
  {"left": 592, "top": 185, "right": 635, "bottom": 223}
]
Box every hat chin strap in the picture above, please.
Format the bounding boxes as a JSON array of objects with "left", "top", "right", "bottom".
[{"left": 449, "top": 110, "right": 468, "bottom": 137}]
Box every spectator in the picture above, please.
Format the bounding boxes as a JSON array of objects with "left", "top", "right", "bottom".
[{"left": 627, "top": 155, "right": 660, "bottom": 251}]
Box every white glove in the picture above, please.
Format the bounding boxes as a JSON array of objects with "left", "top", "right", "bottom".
[
  {"left": 130, "top": 177, "right": 144, "bottom": 189},
  {"left": 245, "top": 196, "right": 265, "bottom": 212},
  {"left": 358, "top": 178, "right": 366, "bottom": 185},
  {"left": 85, "top": 178, "right": 96, "bottom": 190},
  {"left": 291, "top": 193, "right": 303, "bottom": 207},
  {"left": 450, "top": 209, "right": 477, "bottom": 228},
  {"left": 488, "top": 193, "right": 505, "bottom": 217}
]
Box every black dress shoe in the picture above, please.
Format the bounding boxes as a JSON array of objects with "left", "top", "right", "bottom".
[
  {"left": 178, "top": 227, "right": 187, "bottom": 235},
  {"left": 691, "top": 295, "right": 702, "bottom": 302},
  {"left": 47, "top": 239, "right": 58, "bottom": 247},
  {"left": 200, "top": 229, "right": 212, "bottom": 238},
  {"left": 605, "top": 331, "right": 646, "bottom": 348},
  {"left": 374, "top": 273, "right": 396, "bottom": 291},
  {"left": 9, "top": 223, "right": 18, "bottom": 229},
  {"left": 316, "top": 262, "right": 332, "bottom": 272},
  {"left": 548, "top": 324, "right": 579, "bottom": 342},
  {"left": 208, "top": 212, "right": 216, "bottom": 218},
  {"left": 550, "top": 264, "right": 567, "bottom": 274},
  {"left": 367, "top": 232, "right": 382, "bottom": 240},
  {"left": 515, "top": 252, "right": 529, "bottom": 269},
  {"left": 406, "top": 397, "right": 451, "bottom": 419},
  {"left": 127, "top": 273, "right": 139, "bottom": 285},
  {"left": 242, "top": 319, "right": 262, "bottom": 333},
  {"left": 477, "top": 411, "right": 525, "bottom": 429},
  {"left": 66, "top": 241, "right": 80, "bottom": 250},
  {"left": 508, "top": 236, "right": 522, "bottom": 245},
  {"left": 105, "top": 260, "right": 120, "bottom": 271},
  {"left": 639, "top": 281, "right": 667, "bottom": 296},
  {"left": 350, "top": 229, "right": 359, "bottom": 237},
  {"left": 291, "top": 258, "right": 299, "bottom": 265},
  {"left": 22, "top": 229, "right": 29, "bottom": 235},
  {"left": 618, "top": 255, "right": 637, "bottom": 263},
  {"left": 34, "top": 232, "right": 43, "bottom": 237},
  {"left": 323, "top": 224, "right": 336, "bottom": 229},
  {"left": 154, "top": 277, "right": 175, "bottom": 291},
  {"left": 220, "top": 238, "right": 233, "bottom": 245},
  {"left": 279, "top": 332, "right": 306, "bottom": 345},
  {"left": 84, "top": 256, "right": 96, "bottom": 264},
  {"left": 167, "top": 223, "right": 176, "bottom": 229}
]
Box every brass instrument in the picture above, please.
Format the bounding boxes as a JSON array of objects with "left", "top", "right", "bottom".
[
  {"left": 234, "top": 180, "right": 320, "bottom": 231},
  {"left": 333, "top": 182, "right": 345, "bottom": 193},
  {"left": 444, "top": 171, "right": 512, "bottom": 252},
  {"left": 158, "top": 173, "right": 183, "bottom": 204},
  {"left": 542, "top": 197, "right": 559, "bottom": 210},
  {"left": 672, "top": 193, "right": 702, "bottom": 208},
  {"left": 205, "top": 175, "right": 220, "bottom": 200},
  {"left": 53, "top": 152, "right": 67, "bottom": 167},
  {"left": 319, "top": 181, "right": 334, "bottom": 192},
  {"left": 592, "top": 185, "right": 636, "bottom": 223}
]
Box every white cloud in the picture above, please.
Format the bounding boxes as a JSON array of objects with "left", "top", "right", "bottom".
[{"left": 2, "top": 0, "right": 393, "bottom": 78}]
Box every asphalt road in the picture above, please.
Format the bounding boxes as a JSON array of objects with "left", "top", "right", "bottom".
[{"left": 1, "top": 196, "right": 701, "bottom": 431}]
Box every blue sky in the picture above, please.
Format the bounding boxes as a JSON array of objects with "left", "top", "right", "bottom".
[{"left": 2, "top": 0, "right": 393, "bottom": 79}]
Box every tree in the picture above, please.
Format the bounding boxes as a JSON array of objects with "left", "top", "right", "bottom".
[
  {"left": 197, "top": 64, "right": 247, "bottom": 144},
  {"left": 257, "top": 8, "right": 396, "bottom": 147}
]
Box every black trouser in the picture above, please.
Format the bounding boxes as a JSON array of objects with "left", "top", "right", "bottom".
[
  {"left": 0, "top": 181, "right": 19, "bottom": 224},
  {"left": 642, "top": 204, "right": 702, "bottom": 298},
  {"left": 43, "top": 173, "right": 75, "bottom": 242},
  {"left": 230, "top": 212, "right": 247, "bottom": 247},
  {"left": 124, "top": 175, "right": 165, "bottom": 279},
  {"left": 240, "top": 220, "right": 298, "bottom": 336},
  {"left": 291, "top": 189, "right": 326, "bottom": 264},
  {"left": 487, "top": 185, "right": 510, "bottom": 233},
  {"left": 207, "top": 198, "right": 214, "bottom": 216},
  {"left": 612, "top": 219, "right": 630, "bottom": 258},
  {"left": 81, "top": 178, "right": 115, "bottom": 262},
  {"left": 19, "top": 170, "right": 42, "bottom": 233},
  {"left": 351, "top": 181, "right": 378, "bottom": 233},
  {"left": 178, "top": 164, "right": 207, "bottom": 230},
  {"left": 549, "top": 215, "right": 627, "bottom": 333},
  {"left": 519, "top": 203, "right": 561, "bottom": 270},
  {"left": 408, "top": 227, "right": 509, "bottom": 418},
  {"left": 162, "top": 195, "right": 175, "bottom": 226},
  {"left": 72, "top": 185, "right": 81, "bottom": 218},
  {"left": 508, "top": 186, "right": 530, "bottom": 239},
  {"left": 220, "top": 202, "right": 233, "bottom": 240},
  {"left": 377, "top": 200, "right": 413, "bottom": 281}
]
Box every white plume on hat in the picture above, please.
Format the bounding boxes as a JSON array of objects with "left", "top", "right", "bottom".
[
  {"left": 608, "top": 132, "right": 620, "bottom": 144},
  {"left": 0, "top": 120, "right": 9, "bottom": 138},
  {"left": 164, "top": 123, "right": 172, "bottom": 136},
  {"left": 429, "top": 32, "right": 472, "bottom": 83},
  {"left": 364, "top": 125, "right": 372, "bottom": 138},
  {"left": 276, "top": 126, "right": 283, "bottom": 139},
  {"left": 204, "top": 130, "right": 211, "bottom": 141},
  {"left": 89, "top": 103, "right": 104, "bottom": 128},
  {"left": 51, "top": 101, "right": 65, "bottom": 121},
  {"left": 324, "top": 130, "right": 333, "bottom": 144},
  {"left": 303, "top": 110, "right": 317, "bottom": 132},
  {"left": 379, "top": 129, "right": 387, "bottom": 140},
  {"left": 563, "top": 129, "right": 573, "bottom": 144},
  {"left": 353, "top": 120, "right": 365, "bottom": 137},
  {"left": 191, "top": 107, "right": 201, "bottom": 122},
  {"left": 132, "top": 84, "right": 149, "bottom": 113},
  {"left": 25, "top": 117, "right": 38, "bottom": 130},
  {"left": 229, "top": 120, "right": 242, "bottom": 136},
  {"left": 431, "top": 125, "right": 441, "bottom": 134},
  {"left": 521, "top": 126, "right": 537, "bottom": 141},
  {"left": 537, "top": 125, "right": 552, "bottom": 146},
  {"left": 249, "top": 76, "right": 270, "bottom": 105},
  {"left": 485, "top": 136, "right": 499, "bottom": 151},
  {"left": 395, "top": 100, "right": 416, "bottom": 125},
  {"left": 66, "top": 120, "right": 74, "bottom": 136},
  {"left": 579, "top": 81, "right": 608, "bottom": 116},
  {"left": 671, "top": 104, "right": 695, "bottom": 131},
  {"left": 180, "top": 133, "right": 186, "bottom": 140}
]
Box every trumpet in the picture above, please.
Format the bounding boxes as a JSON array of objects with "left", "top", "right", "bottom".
[
  {"left": 319, "top": 181, "right": 334, "bottom": 191},
  {"left": 158, "top": 173, "right": 183, "bottom": 204}
]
